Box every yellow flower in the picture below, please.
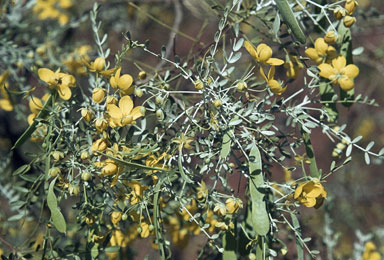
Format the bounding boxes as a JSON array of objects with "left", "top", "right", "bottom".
[
  {"left": 0, "top": 71, "right": 13, "bottom": 111},
  {"left": 106, "top": 96, "right": 143, "bottom": 127},
  {"left": 333, "top": 7, "right": 346, "bottom": 20},
  {"left": 139, "top": 221, "right": 151, "bottom": 238},
  {"left": 172, "top": 133, "right": 194, "bottom": 150},
  {"left": 305, "top": 38, "right": 337, "bottom": 65},
  {"left": 38, "top": 68, "right": 76, "bottom": 100},
  {"left": 318, "top": 56, "right": 359, "bottom": 91},
  {"left": 194, "top": 80, "right": 204, "bottom": 90},
  {"left": 324, "top": 31, "right": 337, "bottom": 44},
  {"left": 81, "top": 108, "right": 93, "bottom": 122},
  {"left": 344, "top": 15, "right": 356, "bottom": 27},
  {"left": 294, "top": 178, "right": 327, "bottom": 208},
  {"left": 215, "top": 222, "right": 229, "bottom": 231},
  {"left": 362, "top": 241, "right": 382, "bottom": 260},
  {"left": 196, "top": 181, "right": 208, "bottom": 200},
  {"left": 33, "top": 0, "right": 72, "bottom": 25},
  {"left": 244, "top": 41, "right": 284, "bottom": 66},
  {"left": 127, "top": 181, "right": 146, "bottom": 205},
  {"left": 91, "top": 138, "right": 108, "bottom": 153},
  {"left": 101, "top": 160, "right": 119, "bottom": 176},
  {"left": 225, "top": 197, "right": 243, "bottom": 214},
  {"left": 284, "top": 55, "right": 304, "bottom": 79},
  {"left": 92, "top": 88, "right": 105, "bottom": 104},
  {"left": 95, "top": 117, "right": 108, "bottom": 132},
  {"left": 213, "top": 203, "right": 227, "bottom": 216},
  {"left": 260, "top": 66, "right": 286, "bottom": 95},
  {"left": 345, "top": 0, "right": 358, "bottom": 15},
  {"left": 109, "top": 229, "right": 128, "bottom": 247},
  {"left": 63, "top": 45, "right": 91, "bottom": 75},
  {"left": 110, "top": 68, "right": 134, "bottom": 94},
  {"left": 110, "top": 211, "right": 122, "bottom": 225}
]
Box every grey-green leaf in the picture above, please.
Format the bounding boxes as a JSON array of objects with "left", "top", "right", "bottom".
[
  {"left": 220, "top": 131, "right": 232, "bottom": 159},
  {"left": 51, "top": 209, "right": 66, "bottom": 234},
  {"left": 249, "top": 144, "right": 269, "bottom": 236}
]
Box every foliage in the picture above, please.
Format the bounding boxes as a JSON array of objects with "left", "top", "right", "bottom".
[{"left": 0, "top": 0, "right": 383, "bottom": 259}]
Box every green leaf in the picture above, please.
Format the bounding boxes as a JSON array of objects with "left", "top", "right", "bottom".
[
  {"left": 275, "top": 0, "right": 306, "bottom": 44},
  {"left": 47, "top": 178, "right": 66, "bottom": 234},
  {"left": 249, "top": 144, "right": 269, "bottom": 236},
  {"left": 220, "top": 131, "right": 232, "bottom": 159},
  {"left": 223, "top": 231, "right": 237, "bottom": 260},
  {"left": 13, "top": 164, "right": 30, "bottom": 176},
  {"left": 178, "top": 147, "right": 194, "bottom": 183},
  {"left": 290, "top": 213, "right": 303, "bottom": 260},
  {"left": 47, "top": 178, "right": 58, "bottom": 211},
  {"left": 319, "top": 79, "right": 338, "bottom": 123},
  {"left": 51, "top": 209, "right": 66, "bottom": 234},
  {"left": 301, "top": 130, "right": 320, "bottom": 178},
  {"left": 12, "top": 94, "right": 53, "bottom": 150}
]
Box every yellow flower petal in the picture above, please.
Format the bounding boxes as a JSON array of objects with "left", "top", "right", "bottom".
[
  {"left": 266, "top": 58, "right": 284, "bottom": 66},
  {"left": 314, "top": 38, "right": 328, "bottom": 56},
  {"left": 318, "top": 63, "right": 336, "bottom": 79},
  {"left": 268, "top": 80, "right": 286, "bottom": 95},
  {"left": 294, "top": 183, "right": 305, "bottom": 199},
  {"left": 344, "top": 64, "right": 359, "bottom": 79},
  {"left": 305, "top": 48, "right": 320, "bottom": 63},
  {"left": 29, "top": 97, "right": 43, "bottom": 114},
  {"left": 259, "top": 67, "right": 268, "bottom": 82},
  {"left": 107, "top": 104, "right": 123, "bottom": 120},
  {"left": 244, "top": 41, "right": 258, "bottom": 60},
  {"left": 38, "top": 68, "right": 55, "bottom": 83},
  {"left": 131, "top": 106, "right": 144, "bottom": 120},
  {"left": 119, "top": 96, "right": 133, "bottom": 116},
  {"left": 338, "top": 76, "right": 354, "bottom": 91},
  {"left": 0, "top": 99, "right": 13, "bottom": 111},
  {"left": 267, "top": 66, "right": 276, "bottom": 80},
  {"left": 118, "top": 74, "right": 133, "bottom": 91},
  {"left": 58, "top": 85, "right": 72, "bottom": 100},
  {"left": 257, "top": 44, "right": 272, "bottom": 63},
  {"left": 332, "top": 56, "right": 346, "bottom": 72}
]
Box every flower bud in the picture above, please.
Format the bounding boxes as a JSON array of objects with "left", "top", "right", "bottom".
[
  {"left": 51, "top": 151, "right": 64, "bottom": 162},
  {"left": 138, "top": 71, "right": 147, "bottom": 80},
  {"left": 101, "top": 160, "right": 118, "bottom": 176},
  {"left": 345, "top": 0, "right": 357, "bottom": 15},
  {"left": 91, "top": 138, "right": 108, "bottom": 153},
  {"left": 156, "top": 109, "right": 164, "bottom": 120},
  {"left": 333, "top": 7, "right": 346, "bottom": 20},
  {"left": 213, "top": 203, "right": 227, "bottom": 217},
  {"left": 236, "top": 81, "right": 247, "bottom": 91},
  {"left": 194, "top": 80, "right": 204, "bottom": 90},
  {"left": 225, "top": 198, "right": 243, "bottom": 214},
  {"left": 155, "top": 96, "right": 163, "bottom": 104},
  {"left": 69, "top": 184, "right": 80, "bottom": 196},
  {"left": 343, "top": 16, "right": 356, "bottom": 27},
  {"left": 106, "top": 95, "right": 117, "bottom": 105},
  {"left": 95, "top": 118, "right": 108, "bottom": 132},
  {"left": 213, "top": 99, "right": 222, "bottom": 108},
  {"left": 81, "top": 108, "right": 93, "bottom": 122},
  {"left": 93, "top": 57, "right": 106, "bottom": 72},
  {"left": 80, "top": 151, "right": 90, "bottom": 160},
  {"left": 134, "top": 88, "right": 143, "bottom": 97},
  {"left": 81, "top": 171, "right": 92, "bottom": 181},
  {"left": 140, "top": 107, "right": 146, "bottom": 116},
  {"left": 49, "top": 167, "right": 61, "bottom": 178},
  {"left": 324, "top": 31, "right": 337, "bottom": 44},
  {"left": 111, "top": 211, "right": 122, "bottom": 225},
  {"left": 92, "top": 88, "right": 105, "bottom": 104}
]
